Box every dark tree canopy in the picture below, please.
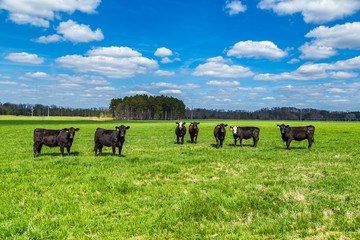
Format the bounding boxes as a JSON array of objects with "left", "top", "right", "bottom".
[
  {"left": 0, "top": 102, "right": 105, "bottom": 117},
  {"left": 185, "top": 107, "right": 360, "bottom": 121},
  {"left": 111, "top": 95, "right": 186, "bottom": 120}
]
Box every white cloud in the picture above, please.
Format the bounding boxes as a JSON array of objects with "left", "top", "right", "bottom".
[
  {"left": 206, "top": 80, "right": 240, "bottom": 87},
  {"left": 87, "top": 46, "right": 141, "bottom": 57},
  {"left": 56, "top": 46, "right": 158, "bottom": 78},
  {"left": 36, "top": 34, "right": 63, "bottom": 43},
  {"left": 255, "top": 55, "right": 360, "bottom": 81},
  {"left": 154, "top": 47, "right": 173, "bottom": 57},
  {"left": 126, "top": 90, "right": 151, "bottom": 96},
  {"left": 299, "top": 43, "right": 337, "bottom": 59},
  {"left": 0, "top": 80, "right": 17, "bottom": 85},
  {"left": 227, "top": 40, "right": 287, "bottom": 59},
  {"left": 56, "top": 20, "right": 103, "bottom": 43},
  {"left": 287, "top": 58, "right": 300, "bottom": 64},
  {"left": 24, "top": 72, "right": 48, "bottom": 78},
  {"left": 305, "top": 22, "right": 360, "bottom": 49},
  {"left": 258, "top": 0, "right": 360, "bottom": 24},
  {"left": 0, "top": 0, "right": 101, "bottom": 27},
  {"left": 193, "top": 56, "right": 254, "bottom": 78},
  {"left": 5, "top": 52, "right": 44, "bottom": 64},
  {"left": 155, "top": 70, "right": 175, "bottom": 77},
  {"left": 225, "top": 0, "right": 246, "bottom": 15},
  {"left": 159, "top": 89, "right": 182, "bottom": 95}
]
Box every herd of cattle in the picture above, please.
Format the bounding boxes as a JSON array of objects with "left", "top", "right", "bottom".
[{"left": 33, "top": 122, "right": 315, "bottom": 157}]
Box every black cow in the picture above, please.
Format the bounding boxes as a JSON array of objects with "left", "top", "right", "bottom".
[
  {"left": 94, "top": 125, "right": 130, "bottom": 156},
  {"left": 175, "top": 122, "right": 186, "bottom": 144},
  {"left": 189, "top": 122, "right": 200, "bottom": 143},
  {"left": 214, "top": 123, "right": 228, "bottom": 148},
  {"left": 277, "top": 124, "right": 315, "bottom": 149},
  {"left": 33, "top": 127, "right": 80, "bottom": 157},
  {"left": 230, "top": 126, "right": 260, "bottom": 147}
]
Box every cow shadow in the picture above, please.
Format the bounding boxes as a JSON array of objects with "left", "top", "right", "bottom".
[
  {"left": 227, "top": 143, "right": 255, "bottom": 147},
  {"left": 96, "top": 152, "right": 126, "bottom": 157},
  {"left": 38, "top": 151, "right": 80, "bottom": 157},
  {"left": 274, "top": 146, "right": 308, "bottom": 150}
]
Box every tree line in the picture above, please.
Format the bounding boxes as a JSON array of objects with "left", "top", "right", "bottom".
[
  {"left": 0, "top": 102, "right": 105, "bottom": 117},
  {"left": 110, "top": 95, "right": 186, "bottom": 120},
  {"left": 185, "top": 107, "right": 360, "bottom": 121}
]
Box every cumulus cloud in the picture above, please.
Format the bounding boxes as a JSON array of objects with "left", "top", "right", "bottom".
[
  {"left": 5, "top": 52, "right": 44, "bottom": 64},
  {"left": 225, "top": 0, "right": 246, "bottom": 15},
  {"left": 36, "top": 34, "right": 63, "bottom": 43},
  {"left": 227, "top": 40, "right": 287, "bottom": 59},
  {"left": 299, "top": 43, "right": 337, "bottom": 59},
  {"left": 255, "top": 55, "right": 360, "bottom": 81},
  {"left": 154, "top": 47, "right": 173, "bottom": 57},
  {"left": 206, "top": 80, "right": 240, "bottom": 87},
  {"left": 258, "top": 0, "right": 360, "bottom": 24},
  {"left": 193, "top": 56, "right": 254, "bottom": 78},
  {"left": 126, "top": 90, "right": 151, "bottom": 96},
  {"left": 155, "top": 70, "right": 175, "bottom": 77},
  {"left": 56, "top": 46, "right": 158, "bottom": 78},
  {"left": 0, "top": 0, "right": 101, "bottom": 27},
  {"left": 56, "top": 20, "right": 103, "bottom": 43},
  {"left": 159, "top": 89, "right": 182, "bottom": 95},
  {"left": 24, "top": 72, "right": 48, "bottom": 78}
]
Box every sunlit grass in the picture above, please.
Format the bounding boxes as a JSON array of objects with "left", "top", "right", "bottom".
[{"left": 0, "top": 117, "right": 359, "bottom": 239}]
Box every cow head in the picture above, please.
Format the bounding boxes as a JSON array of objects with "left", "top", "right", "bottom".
[
  {"left": 190, "top": 122, "right": 200, "bottom": 130},
  {"left": 230, "top": 126, "right": 238, "bottom": 135},
  {"left": 217, "top": 123, "right": 228, "bottom": 133},
  {"left": 176, "top": 122, "right": 186, "bottom": 130},
  {"left": 63, "top": 127, "right": 80, "bottom": 139},
  {"left": 277, "top": 124, "right": 289, "bottom": 134},
  {"left": 116, "top": 125, "right": 130, "bottom": 137}
]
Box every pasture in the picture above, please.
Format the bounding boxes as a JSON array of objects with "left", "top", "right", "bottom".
[{"left": 0, "top": 117, "right": 359, "bottom": 239}]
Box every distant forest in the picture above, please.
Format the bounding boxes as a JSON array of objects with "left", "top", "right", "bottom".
[
  {"left": 0, "top": 102, "right": 105, "bottom": 117},
  {"left": 110, "top": 95, "right": 185, "bottom": 120},
  {"left": 185, "top": 107, "right": 360, "bottom": 121},
  {"left": 1, "top": 97, "right": 359, "bottom": 121}
]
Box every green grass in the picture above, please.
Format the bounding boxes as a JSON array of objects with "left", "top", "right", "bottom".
[{"left": 0, "top": 117, "right": 359, "bottom": 239}]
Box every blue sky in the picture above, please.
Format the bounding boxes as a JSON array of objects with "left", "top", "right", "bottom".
[{"left": 0, "top": 0, "right": 359, "bottom": 110}]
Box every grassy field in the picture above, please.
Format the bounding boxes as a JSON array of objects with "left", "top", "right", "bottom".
[{"left": 0, "top": 117, "right": 359, "bottom": 239}]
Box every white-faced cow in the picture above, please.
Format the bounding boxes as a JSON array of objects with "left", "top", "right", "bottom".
[
  {"left": 277, "top": 124, "right": 315, "bottom": 149},
  {"left": 230, "top": 126, "right": 260, "bottom": 147},
  {"left": 189, "top": 122, "right": 200, "bottom": 143},
  {"left": 33, "top": 127, "right": 80, "bottom": 157},
  {"left": 214, "top": 123, "right": 227, "bottom": 148},
  {"left": 94, "top": 125, "right": 130, "bottom": 156},
  {"left": 175, "top": 122, "right": 186, "bottom": 144}
]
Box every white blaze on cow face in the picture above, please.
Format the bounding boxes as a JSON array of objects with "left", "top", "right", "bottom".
[
  {"left": 179, "top": 122, "right": 183, "bottom": 129},
  {"left": 232, "top": 126, "right": 238, "bottom": 134}
]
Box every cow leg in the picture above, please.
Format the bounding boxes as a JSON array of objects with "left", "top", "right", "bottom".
[
  {"left": 220, "top": 139, "right": 224, "bottom": 148},
  {"left": 307, "top": 137, "right": 313, "bottom": 148},
  {"left": 119, "top": 143, "right": 123, "bottom": 156},
  {"left": 60, "top": 146, "right": 65, "bottom": 156},
  {"left": 190, "top": 135, "right": 194, "bottom": 143},
  {"left": 176, "top": 136, "right": 179, "bottom": 144},
  {"left": 181, "top": 136, "right": 184, "bottom": 144},
  {"left": 286, "top": 140, "right": 291, "bottom": 150},
  {"left": 195, "top": 135, "right": 197, "bottom": 144},
  {"left": 66, "top": 146, "right": 71, "bottom": 155},
  {"left": 98, "top": 145, "right": 103, "bottom": 155},
  {"left": 34, "top": 142, "right": 42, "bottom": 157},
  {"left": 94, "top": 143, "right": 98, "bottom": 155},
  {"left": 216, "top": 139, "right": 220, "bottom": 148},
  {"left": 234, "top": 138, "right": 237, "bottom": 146},
  {"left": 239, "top": 138, "right": 243, "bottom": 147},
  {"left": 112, "top": 145, "right": 116, "bottom": 155},
  {"left": 253, "top": 137, "right": 258, "bottom": 147}
]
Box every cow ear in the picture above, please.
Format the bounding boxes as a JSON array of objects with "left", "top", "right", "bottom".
[
  {"left": 217, "top": 124, "right": 220, "bottom": 126},
  {"left": 176, "top": 122, "right": 179, "bottom": 124},
  {"left": 115, "top": 126, "right": 120, "bottom": 129},
  {"left": 197, "top": 122, "right": 200, "bottom": 124},
  {"left": 62, "top": 128, "right": 69, "bottom": 131},
  {"left": 75, "top": 128, "right": 80, "bottom": 131},
  {"left": 183, "top": 122, "right": 186, "bottom": 124},
  {"left": 230, "top": 126, "right": 233, "bottom": 128},
  {"left": 224, "top": 124, "right": 228, "bottom": 127},
  {"left": 286, "top": 125, "right": 290, "bottom": 127},
  {"left": 126, "top": 126, "right": 130, "bottom": 129}
]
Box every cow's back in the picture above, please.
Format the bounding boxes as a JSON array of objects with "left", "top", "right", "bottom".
[{"left": 95, "top": 128, "right": 117, "bottom": 146}]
